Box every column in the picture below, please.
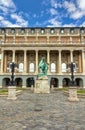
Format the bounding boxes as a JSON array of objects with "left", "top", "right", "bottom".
[
  {"left": 59, "top": 78, "right": 63, "bottom": 88},
  {"left": 12, "top": 50, "right": 15, "bottom": 62},
  {"left": 22, "top": 77, "right": 26, "bottom": 88},
  {"left": 59, "top": 50, "right": 62, "bottom": 74},
  {"left": 24, "top": 50, "right": 27, "bottom": 73},
  {"left": 70, "top": 50, "right": 73, "bottom": 62},
  {"left": 47, "top": 50, "right": 50, "bottom": 73},
  {"left": 1, "top": 50, "right": 4, "bottom": 73},
  {"left": 35, "top": 50, "right": 38, "bottom": 74},
  {"left": 82, "top": 50, "right": 85, "bottom": 74},
  {"left": 79, "top": 51, "right": 82, "bottom": 73}
]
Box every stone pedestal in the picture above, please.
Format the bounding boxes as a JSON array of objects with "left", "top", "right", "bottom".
[
  {"left": 34, "top": 76, "right": 50, "bottom": 93},
  {"left": 7, "top": 86, "right": 17, "bottom": 100},
  {"left": 68, "top": 87, "right": 79, "bottom": 101}
]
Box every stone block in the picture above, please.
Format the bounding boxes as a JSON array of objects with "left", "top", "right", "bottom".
[{"left": 34, "top": 76, "right": 50, "bottom": 93}]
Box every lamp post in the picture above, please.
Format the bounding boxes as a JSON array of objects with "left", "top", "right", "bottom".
[
  {"left": 7, "top": 61, "right": 18, "bottom": 100},
  {"left": 69, "top": 62, "right": 76, "bottom": 86},
  {"left": 68, "top": 62, "right": 79, "bottom": 101},
  {"left": 8, "top": 62, "right": 17, "bottom": 86}
]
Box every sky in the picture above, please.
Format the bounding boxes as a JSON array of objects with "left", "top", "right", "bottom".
[{"left": 0, "top": 0, "right": 85, "bottom": 27}]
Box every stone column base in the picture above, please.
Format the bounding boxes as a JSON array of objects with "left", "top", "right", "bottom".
[
  {"left": 34, "top": 76, "right": 50, "bottom": 93},
  {"left": 7, "top": 86, "right": 17, "bottom": 100},
  {"left": 68, "top": 87, "right": 79, "bottom": 101}
]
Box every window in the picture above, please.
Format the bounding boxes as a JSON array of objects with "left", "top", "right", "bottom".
[
  {"left": 80, "top": 28, "right": 84, "bottom": 34},
  {"left": 1, "top": 29, "right": 5, "bottom": 34},
  {"left": 60, "top": 29, "right": 64, "bottom": 33},
  {"left": 29, "top": 63, "right": 34, "bottom": 72},
  {"left": 31, "top": 29, "right": 35, "bottom": 34},
  {"left": 21, "top": 29, "right": 25, "bottom": 34},
  {"left": 51, "top": 63, "right": 56, "bottom": 72},
  {"left": 11, "top": 29, "right": 15, "bottom": 34},
  {"left": 62, "top": 63, "right": 66, "bottom": 72},
  {"left": 50, "top": 28, "right": 55, "bottom": 34},
  {"left": 41, "top": 29, "right": 45, "bottom": 34},
  {"left": 73, "top": 63, "right": 77, "bottom": 72},
  {"left": 19, "top": 63, "right": 24, "bottom": 72},
  {"left": 70, "top": 28, "right": 74, "bottom": 34},
  {"left": 0, "top": 54, "right": 1, "bottom": 59}
]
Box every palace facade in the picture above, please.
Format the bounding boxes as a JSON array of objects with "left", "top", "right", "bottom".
[{"left": 0, "top": 27, "right": 85, "bottom": 88}]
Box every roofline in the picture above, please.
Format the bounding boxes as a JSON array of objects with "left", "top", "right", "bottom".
[{"left": 0, "top": 27, "right": 85, "bottom": 29}]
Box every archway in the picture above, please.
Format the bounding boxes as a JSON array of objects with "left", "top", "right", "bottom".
[
  {"left": 50, "top": 77, "right": 58, "bottom": 88},
  {"left": 15, "top": 78, "right": 22, "bottom": 87},
  {"left": 63, "top": 78, "right": 70, "bottom": 87},
  {"left": 75, "top": 78, "right": 83, "bottom": 87},
  {"left": 26, "top": 77, "right": 35, "bottom": 87},
  {"left": 2, "top": 78, "right": 10, "bottom": 87}
]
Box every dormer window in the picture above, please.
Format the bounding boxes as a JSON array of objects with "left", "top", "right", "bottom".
[
  {"left": 80, "top": 27, "right": 84, "bottom": 34},
  {"left": 41, "top": 29, "right": 45, "bottom": 34},
  {"left": 21, "top": 29, "right": 25, "bottom": 34},
  {"left": 60, "top": 28, "right": 64, "bottom": 33},
  {"left": 50, "top": 28, "right": 55, "bottom": 34},
  {"left": 11, "top": 29, "right": 15, "bottom": 34},
  {"left": 1, "top": 29, "right": 5, "bottom": 34},
  {"left": 70, "top": 28, "right": 74, "bottom": 34},
  {"left": 31, "top": 29, "right": 35, "bottom": 34}
]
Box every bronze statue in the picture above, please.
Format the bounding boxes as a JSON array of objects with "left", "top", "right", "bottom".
[{"left": 38, "top": 57, "right": 48, "bottom": 76}]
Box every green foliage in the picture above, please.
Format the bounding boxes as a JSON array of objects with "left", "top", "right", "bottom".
[{"left": 77, "top": 89, "right": 85, "bottom": 94}]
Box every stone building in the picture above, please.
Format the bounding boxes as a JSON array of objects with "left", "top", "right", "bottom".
[{"left": 0, "top": 27, "right": 85, "bottom": 88}]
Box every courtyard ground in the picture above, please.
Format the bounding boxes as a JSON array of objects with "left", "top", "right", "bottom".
[{"left": 0, "top": 90, "right": 85, "bottom": 130}]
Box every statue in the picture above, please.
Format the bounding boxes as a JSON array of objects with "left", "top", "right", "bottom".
[
  {"left": 34, "top": 57, "right": 50, "bottom": 93},
  {"left": 38, "top": 57, "right": 48, "bottom": 77}
]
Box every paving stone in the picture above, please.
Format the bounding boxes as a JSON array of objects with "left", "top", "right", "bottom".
[{"left": 0, "top": 91, "right": 85, "bottom": 130}]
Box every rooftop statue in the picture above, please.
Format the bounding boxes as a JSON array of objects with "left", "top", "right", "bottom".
[{"left": 38, "top": 57, "right": 48, "bottom": 77}]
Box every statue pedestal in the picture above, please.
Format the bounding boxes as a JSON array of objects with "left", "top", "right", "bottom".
[
  {"left": 68, "top": 87, "right": 79, "bottom": 101},
  {"left": 7, "top": 86, "right": 17, "bottom": 100},
  {"left": 34, "top": 76, "right": 50, "bottom": 93}
]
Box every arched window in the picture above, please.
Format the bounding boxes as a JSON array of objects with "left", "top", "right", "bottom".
[
  {"left": 19, "top": 63, "right": 24, "bottom": 72},
  {"left": 29, "top": 63, "right": 34, "bottom": 72},
  {"left": 62, "top": 63, "right": 66, "bottom": 72},
  {"left": 51, "top": 63, "right": 56, "bottom": 72}
]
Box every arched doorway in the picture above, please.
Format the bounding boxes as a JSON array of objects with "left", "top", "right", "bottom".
[
  {"left": 2, "top": 78, "right": 10, "bottom": 87},
  {"left": 15, "top": 78, "right": 22, "bottom": 87},
  {"left": 26, "top": 77, "right": 35, "bottom": 88},
  {"left": 63, "top": 78, "right": 70, "bottom": 87},
  {"left": 50, "top": 77, "right": 58, "bottom": 88},
  {"left": 75, "top": 78, "right": 83, "bottom": 87}
]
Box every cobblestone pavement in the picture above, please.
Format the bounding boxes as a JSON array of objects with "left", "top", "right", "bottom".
[{"left": 0, "top": 90, "right": 85, "bottom": 130}]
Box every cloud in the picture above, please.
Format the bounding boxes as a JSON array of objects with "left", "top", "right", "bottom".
[
  {"left": 63, "top": 1, "right": 76, "bottom": 13},
  {"left": 63, "top": 0, "right": 85, "bottom": 19},
  {"left": 51, "top": 0, "right": 62, "bottom": 8},
  {"left": 77, "top": 0, "right": 85, "bottom": 10},
  {"left": 11, "top": 13, "right": 28, "bottom": 26},
  {"left": 0, "top": 0, "right": 28, "bottom": 27},
  {"left": 50, "top": 8, "right": 58, "bottom": 15},
  {"left": 0, "top": 0, "right": 15, "bottom": 8},
  {"left": 47, "top": 18, "right": 62, "bottom": 27},
  {"left": 80, "top": 22, "right": 85, "bottom": 27}
]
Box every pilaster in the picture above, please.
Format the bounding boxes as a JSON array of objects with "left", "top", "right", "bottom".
[
  {"left": 35, "top": 50, "right": 38, "bottom": 74},
  {"left": 59, "top": 50, "right": 62, "bottom": 74},
  {"left": 1, "top": 50, "right": 4, "bottom": 73},
  {"left": 24, "top": 50, "right": 27, "bottom": 73},
  {"left": 47, "top": 50, "right": 50, "bottom": 73}
]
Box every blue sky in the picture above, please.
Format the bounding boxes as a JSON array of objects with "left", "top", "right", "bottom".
[{"left": 0, "top": 0, "right": 85, "bottom": 27}]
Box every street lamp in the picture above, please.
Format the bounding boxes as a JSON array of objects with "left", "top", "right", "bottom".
[
  {"left": 68, "top": 62, "right": 76, "bottom": 86},
  {"left": 7, "top": 62, "right": 18, "bottom": 86}
]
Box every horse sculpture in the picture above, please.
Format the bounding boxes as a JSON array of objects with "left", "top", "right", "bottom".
[{"left": 38, "top": 57, "right": 48, "bottom": 76}]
